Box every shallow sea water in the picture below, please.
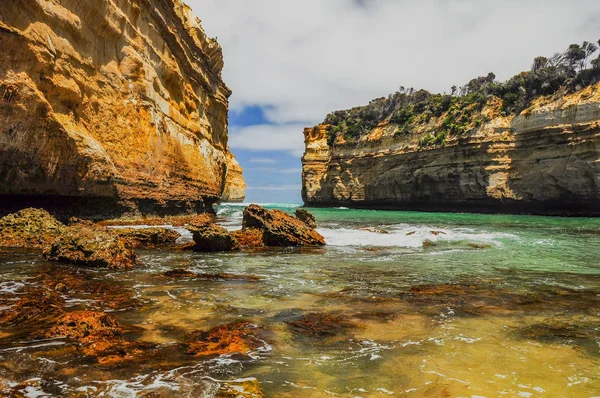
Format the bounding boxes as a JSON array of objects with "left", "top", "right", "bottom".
[{"left": 1, "top": 203, "right": 600, "bottom": 397}]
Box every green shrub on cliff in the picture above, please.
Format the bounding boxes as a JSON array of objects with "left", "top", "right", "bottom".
[{"left": 321, "top": 39, "right": 600, "bottom": 147}]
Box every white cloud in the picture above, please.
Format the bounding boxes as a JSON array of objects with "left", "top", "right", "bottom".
[
  {"left": 280, "top": 168, "right": 302, "bottom": 174},
  {"left": 229, "top": 123, "right": 306, "bottom": 156},
  {"left": 249, "top": 158, "right": 277, "bottom": 164},
  {"left": 192, "top": 0, "right": 600, "bottom": 131}
]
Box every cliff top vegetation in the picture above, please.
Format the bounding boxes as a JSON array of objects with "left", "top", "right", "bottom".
[{"left": 322, "top": 40, "right": 600, "bottom": 148}]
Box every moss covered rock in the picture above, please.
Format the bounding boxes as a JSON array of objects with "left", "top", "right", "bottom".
[
  {"left": 0, "top": 208, "right": 65, "bottom": 248},
  {"left": 43, "top": 224, "right": 137, "bottom": 270}
]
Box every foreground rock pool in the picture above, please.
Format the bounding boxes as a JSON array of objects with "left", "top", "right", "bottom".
[{"left": 1, "top": 203, "right": 600, "bottom": 397}]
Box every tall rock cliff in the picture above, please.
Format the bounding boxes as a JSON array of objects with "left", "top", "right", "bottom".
[
  {"left": 0, "top": 0, "right": 244, "bottom": 217},
  {"left": 221, "top": 151, "right": 246, "bottom": 203},
  {"left": 303, "top": 82, "right": 600, "bottom": 215}
]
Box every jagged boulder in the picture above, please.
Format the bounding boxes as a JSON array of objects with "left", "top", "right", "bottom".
[
  {"left": 0, "top": 208, "right": 66, "bottom": 248},
  {"left": 242, "top": 205, "right": 325, "bottom": 247},
  {"left": 43, "top": 224, "right": 137, "bottom": 270},
  {"left": 295, "top": 208, "right": 317, "bottom": 229},
  {"left": 188, "top": 223, "right": 239, "bottom": 252}
]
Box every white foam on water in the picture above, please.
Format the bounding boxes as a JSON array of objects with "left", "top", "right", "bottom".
[
  {"left": 0, "top": 281, "right": 26, "bottom": 294},
  {"left": 318, "top": 224, "right": 516, "bottom": 248}
]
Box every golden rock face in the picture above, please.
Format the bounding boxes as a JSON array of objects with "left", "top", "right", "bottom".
[
  {"left": 0, "top": 0, "right": 244, "bottom": 216},
  {"left": 302, "top": 84, "right": 600, "bottom": 215},
  {"left": 221, "top": 151, "right": 247, "bottom": 203}
]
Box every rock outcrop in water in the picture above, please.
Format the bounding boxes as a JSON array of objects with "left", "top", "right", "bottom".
[
  {"left": 242, "top": 204, "right": 325, "bottom": 247},
  {"left": 0, "top": 0, "right": 244, "bottom": 218},
  {"left": 0, "top": 208, "right": 66, "bottom": 248},
  {"left": 188, "top": 222, "right": 240, "bottom": 252},
  {"left": 43, "top": 223, "right": 137, "bottom": 269},
  {"left": 302, "top": 47, "right": 600, "bottom": 215}
]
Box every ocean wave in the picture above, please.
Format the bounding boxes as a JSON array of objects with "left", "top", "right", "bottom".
[{"left": 318, "top": 224, "right": 515, "bottom": 248}]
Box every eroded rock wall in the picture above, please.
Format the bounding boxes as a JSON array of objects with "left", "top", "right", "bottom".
[
  {"left": 302, "top": 85, "right": 600, "bottom": 215},
  {"left": 221, "top": 151, "right": 246, "bottom": 203},
  {"left": 0, "top": 0, "right": 244, "bottom": 218}
]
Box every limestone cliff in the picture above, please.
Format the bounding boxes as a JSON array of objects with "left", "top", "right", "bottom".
[
  {"left": 0, "top": 0, "right": 244, "bottom": 218},
  {"left": 303, "top": 84, "right": 600, "bottom": 215},
  {"left": 221, "top": 151, "right": 246, "bottom": 203}
]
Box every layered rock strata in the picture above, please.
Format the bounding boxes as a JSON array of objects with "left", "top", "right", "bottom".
[
  {"left": 0, "top": 0, "right": 244, "bottom": 218},
  {"left": 302, "top": 85, "right": 600, "bottom": 215},
  {"left": 221, "top": 151, "right": 247, "bottom": 202}
]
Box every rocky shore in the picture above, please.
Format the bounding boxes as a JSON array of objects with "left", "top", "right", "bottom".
[
  {"left": 0, "top": 204, "right": 323, "bottom": 395},
  {"left": 0, "top": 205, "right": 324, "bottom": 267}
]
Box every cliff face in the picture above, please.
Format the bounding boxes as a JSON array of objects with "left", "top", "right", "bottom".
[
  {"left": 221, "top": 151, "right": 246, "bottom": 203},
  {"left": 303, "top": 84, "right": 600, "bottom": 215},
  {"left": 0, "top": 0, "right": 244, "bottom": 217}
]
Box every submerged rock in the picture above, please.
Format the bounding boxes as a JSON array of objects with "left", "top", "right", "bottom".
[
  {"left": 242, "top": 205, "right": 325, "bottom": 247},
  {"left": 47, "top": 311, "right": 120, "bottom": 345},
  {"left": 162, "top": 269, "right": 261, "bottom": 282},
  {"left": 115, "top": 227, "right": 181, "bottom": 248},
  {"left": 39, "top": 267, "right": 141, "bottom": 310},
  {"left": 185, "top": 321, "right": 266, "bottom": 357},
  {"left": 0, "top": 288, "right": 64, "bottom": 328},
  {"left": 188, "top": 223, "right": 239, "bottom": 252},
  {"left": 287, "top": 313, "right": 355, "bottom": 338},
  {"left": 295, "top": 208, "right": 317, "bottom": 229},
  {"left": 219, "top": 378, "right": 265, "bottom": 398},
  {"left": 43, "top": 224, "right": 137, "bottom": 270},
  {"left": 0, "top": 208, "right": 65, "bottom": 248}
]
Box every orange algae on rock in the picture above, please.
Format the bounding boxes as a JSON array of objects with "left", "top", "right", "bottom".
[{"left": 185, "top": 321, "right": 267, "bottom": 357}]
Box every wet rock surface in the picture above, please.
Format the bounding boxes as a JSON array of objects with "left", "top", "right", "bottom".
[
  {"left": 42, "top": 224, "right": 137, "bottom": 270},
  {"left": 100, "top": 214, "right": 215, "bottom": 227},
  {"left": 188, "top": 223, "right": 240, "bottom": 252},
  {"left": 114, "top": 227, "right": 181, "bottom": 248},
  {"left": 0, "top": 208, "right": 65, "bottom": 248},
  {"left": 294, "top": 208, "right": 317, "bottom": 229},
  {"left": 242, "top": 205, "right": 325, "bottom": 247},
  {"left": 231, "top": 228, "right": 265, "bottom": 248}
]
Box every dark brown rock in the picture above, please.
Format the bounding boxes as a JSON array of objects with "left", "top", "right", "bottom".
[
  {"left": 295, "top": 208, "right": 317, "bottom": 229},
  {"left": 42, "top": 224, "right": 137, "bottom": 270},
  {"left": 188, "top": 223, "right": 239, "bottom": 252},
  {"left": 0, "top": 208, "right": 65, "bottom": 248},
  {"left": 287, "top": 313, "right": 355, "bottom": 338},
  {"left": 242, "top": 205, "right": 325, "bottom": 247}
]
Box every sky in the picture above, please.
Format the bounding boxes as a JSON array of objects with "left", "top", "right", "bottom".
[{"left": 189, "top": 0, "right": 600, "bottom": 203}]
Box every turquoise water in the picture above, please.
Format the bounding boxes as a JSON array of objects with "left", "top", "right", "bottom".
[{"left": 1, "top": 204, "right": 600, "bottom": 396}]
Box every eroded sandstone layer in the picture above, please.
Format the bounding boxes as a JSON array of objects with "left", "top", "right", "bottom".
[
  {"left": 0, "top": 0, "right": 244, "bottom": 218},
  {"left": 303, "top": 84, "right": 600, "bottom": 215},
  {"left": 221, "top": 151, "right": 246, "bottom": 202}
]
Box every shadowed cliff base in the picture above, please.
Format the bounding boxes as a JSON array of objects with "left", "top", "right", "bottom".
[
  {"left": 302, "top": 199, "right": 600, "bottom": 217},
  {"left": 0, "top": 195, "right": 216, "bottom": 222}
]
